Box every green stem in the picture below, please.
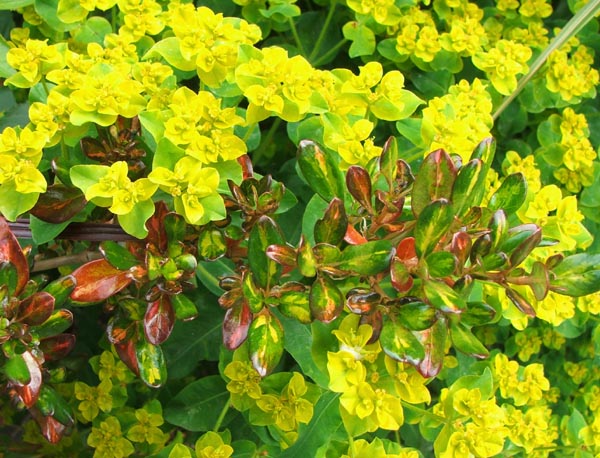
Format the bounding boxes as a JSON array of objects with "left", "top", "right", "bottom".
[
  {"left": 288, "top": 18, "right": 306, "bottom": 57},
  {"left": 111, "top": 7, "right": 118, "bottom": 33},
  {"left": 309, "top": 0, "right": 337, "bottom": 62},
  {"left": 213, "top": 397, "right": 231, "bottom": 432},
  {"left": 493, "top": 0, "right": 600, "bottom": 120},
  {"left": 401, "top": 401, "right": 447, "bottom": 423},
  {"left": 313, "top": 38, "right": 349, "bottom": 66},
  {"left": 253, "top": 117, "right": 282, "bottom": 165},
  {"left": 394, "top": 429, "right": 401, "bottom": 445}
]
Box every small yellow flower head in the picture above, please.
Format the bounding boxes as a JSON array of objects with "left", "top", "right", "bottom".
[
  {"left": 195, "top": 431, "right": 234, "bottom": 458},
  {"left": 87, "top": 416, "right": 134, "bottom": 458},
  {"left": 473, "top": 40, "right": 532, "bottom": 95},
  {"left": 514, "top": 329, "right": 542, "bottom": 362},
  {"left": 127, "top": 405, "right": 167, "bottom": 445},
  {"left": 327, "top": 351, "right": 367, "bottom": 392},
  {"left": 577, "top": 292, "right": 600, "bottom": 315},
  {"left": 545, "top": 47, "right": 600, "bottom": 102},
  {"left": 332, "top": 314, "right": 381, "bottom": 362},
  {"left": 347, "top": 0, "right": 402, "bottom": 26},
  {"left": 414, "top": 25, "right": 442, "bottom": 62},
  {"left": 224, "top": 360, "right": 262, "bottom": 411},
  {"left": 6, "top": 39, "right": 66, "bottom": 88},
  {"left": 522, "top": 184, "right": 560, "bottom": 222},
  {"left": 340, "top": 381, "right": 403, "bottom": 430},
  {"left": 519, "top": 0, "right": 553, "bottom": 18},
  {"left": 74, "top": 379, "right": 113, "bottom": 422},
  {"left": 563, "top": 361, "right": 589, "bottom": 385},
  {"left": 504, "top": 404, "right": 558, "bottom": 452},
  {"left": 384, "top": 358, "right": 431, "bottom": 404},
  {"left": 148, "top": 157, "right": 222, "bottom": 225},
  {"left": 439, "top": 422, "right": 506, "bottom": 458},
  {"left": 503, "top": 150, "right": 541, "bottom": 193},
  {"left": 496, "top": 0, "right": 519, "bottom": 11},
  {"left": 341, "top": 438, "right": 417, "bottom": 458},
  {"left": 421, "top": 78, "right": 493, "bottom": 161}
]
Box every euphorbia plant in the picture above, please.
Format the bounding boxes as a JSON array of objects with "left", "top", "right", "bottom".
[{"left": 1, "top": 0, "right": 600, "bottom": 457}]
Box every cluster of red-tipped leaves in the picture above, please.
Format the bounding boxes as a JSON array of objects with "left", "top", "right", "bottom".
[
  {"left": 0, "top": 218, "right": 76, "bottom": 442},
  {"left": 68, "top": 203, "right": 198, "bottom": 387},
  {"left": 238, "top": 136, "right": 600, "bottom": 379}
]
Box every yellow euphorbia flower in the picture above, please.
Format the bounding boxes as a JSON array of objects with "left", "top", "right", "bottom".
[{"left": 148, "top": 156, "right": 223, "bottom": 225}]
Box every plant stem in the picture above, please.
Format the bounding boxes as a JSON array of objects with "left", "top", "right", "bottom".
[
  {"left": 213, "top": 397, "right": 231, "bottom": 432},
  {"left": 493, "top": 0, "right": 600, "bottom": 120},
  {"left": 31, "top": 251, "right": 103, "bottom": 272},
  {"left": 288, "top": 18, "right": 306, "bottom": 57},
  {"left": 313, "top": 38, "right": 348, "bottom": 66},
  {"left": 252, "top": 117, "right": 282, "bottom": 165},
  {"left": 309, "top": 0, "right": 337, "bottom": 63}
]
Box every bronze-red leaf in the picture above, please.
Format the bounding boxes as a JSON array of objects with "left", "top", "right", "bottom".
[
  {"left": 39, "top": 334, "right": 76, "bottom": 361},
  {"left": 144, "top": 295, "right": 175, "bottom": 345},
  {"left": 17, "top": 292, "right": 55, "bottom": 326},
  {"left": 30, "top": 184, "right": 87, "bottom": 224},
  {"left": 70, "top": 259, "right": 133, "bottom": 302},
  {"left": 0, "top": 217, "right": 29, "bottom": 295},
  {"left": 223, "top": 301, "right": 252, "bottom": 350},
  {"left": 12, "top": 351, "right": 42, "bottom": 408}
]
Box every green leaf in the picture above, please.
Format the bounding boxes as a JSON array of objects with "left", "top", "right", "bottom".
[
  {"left": 170, "top": 293, "right": 198, "bottom": 321},
  {"left": 396, "top": 301, "right": 437, "bottom": 331},
  {"left": 279, "top": 392, "right": 343, "bottom": 458},
  {"left": 414, "top": 317, "right": 447, "bottom": 378},
  {"left": 118, "top": 199, "right": 155, "bottom": 239},
  {"left": 309, "top": 274, "right": 343, "bottom": 323},
  {"left": 72, "top": 16, "right": 112, "bottom": 45},
  {"left": 314, "top": 197, "right": 347, "bottom": 245},
  {"left": 35, "top": 309, "right": 74, "bottom": 339},
  {"left": 469, "top": 138, "right": 496, "bottom": 205},
  {"left": 414, "top": 199, "right": 454, "bottom": 257},
  {"left": 4, "top": 353, "right": 31, "bottom": 384},
  {"left": 488, "top": 173, "right": 527, "bottom": 215},
  {"left": 449, "top": 320, "right": 489, "bottom": 358},
  {"left": 243, "top": 271, "right": 265, "bottom": 314},
  {"left": 380, "top": 319, "right": 425, "bottom": 364},
  {"left": 167, "top": 444, "right": 192, "bottom": 458},
  {"left": 35, "top": 0, "right": 79, "bottom": 32},
  {"left": 164, "top": 375, "right": 229, "bottom": 431},
  {"left": 196, "top": 258, "right": 236, "bottom": 297},
  {"left": 136, "top": 339, "right": 167, "bottom": 388},
  {"left": 423, "top": 280, "right": 465, "bottom": 313},
  {"left": 411, "top": 149, "right": 456, "bottom": 216},
  {"left": 99, "top": 241, "right": 140, "bottom": 270},
  {"left": 550, "top": 253, "right": 600, "bottom": 297},
  {"left": 426, "top": 251, "right": 456, "bottom": 277},
  {"left": 248, "top": 216, "right": 284, "bottom": 289},
  {"left": 29, "top": 216, "right": 70, "bottom": 245},
  {"left": 36, "top": 385, "right": 74, "bottom": 427},
  {"left": 379, "top": 137, "right": 399, "bottom": 185},
  {"left": 143, "top": 37, "right": 196, "bottom": 72},
  {"left": 297, "top": 140, "right": 345, "bottom": 203},
  {"left": 198, "top": 228, "right": 227, "bottom": 261},
  {"left": 248, "top": 312, "right": 284, "bottom": 376},
  {"left": 342, "top": 21, "right": 376, "bottom": 57},
  {"left": 0, "top": 0, "right": 34, "bottom": 9},
  {"left": 281, "top": 317, "right": 329, "bottom": 388},
  {"left": 461, "top": 301, "right": 497, "bottom": 327},
  {"left": 276, "top": 286, "right": 311, "bottom": 324},
  {"left": 0, "top": 182, "right": 40, "bottom": 221},
  {"left": 451, "top": 159, "right": 484, "bottom": 217},
  {"left": 337, "top": 240, "right": 393, "bottom": 275}
]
